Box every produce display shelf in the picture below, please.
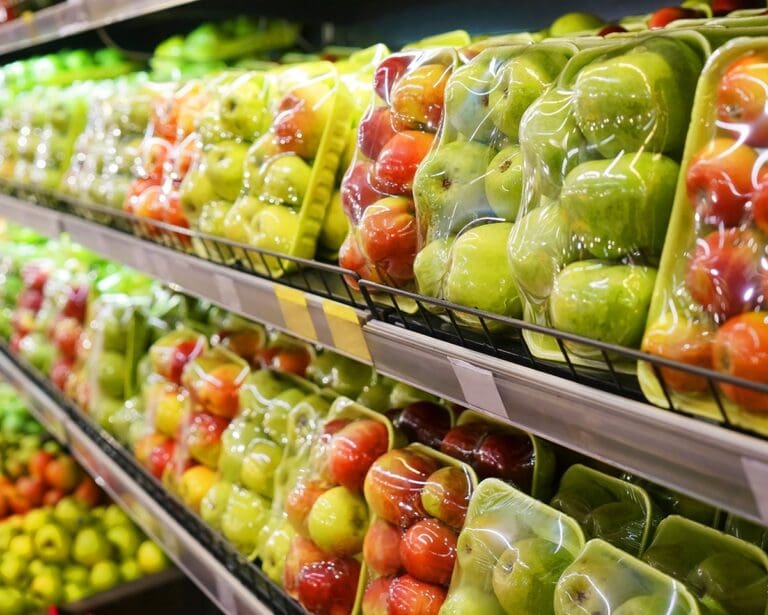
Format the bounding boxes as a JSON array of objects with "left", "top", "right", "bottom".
[
  {"left": 0, "top": 347, "right": 303, "bottom": 615},
  {"left": 0, "top": 0, "right": 199, "bottom": 56},
  {"left": 7, "top": 189, "right": 768, "bottom": 524}
]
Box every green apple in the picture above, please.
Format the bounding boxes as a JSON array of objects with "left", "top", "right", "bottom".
[
  {"left": 585, "top": 501, "right": 646, "bottom": 555},
  {"left": 445, "top": 58, "right": 496, "bottom": 143},
  {"left": 63, "top": 582, "right": 90, "bottom": 604},
  {"left": 264, "top": 389, "right": 306, "bottom": 444},
  {"left": 687, "top": 553, "right": 767, "bottom": 614},
  {"left": 219, "top": 418, "right": 262, "bottom": 481},
  {"left": 441, "top": 585, "right": 506, "bottom": 615},
  {"left": 614, "top": 594, "right": 688, "bottom": 615},
  {"left": 54, "top": 497, "right": 87, "bottom": 533},
  {"left": 0, "top": 587, "right": 25, "bottom": 615},
  {"left": 0, "top": 524, "right": 19, "bottom": 551},
  {"left": 443, "top": 223, "right": 522, "bottom": 318},
  {"left": 456, "top": 516, "right": 516, "bottom": 590},
  {"left": 24, "top": 508, "right": 52, "bottom": 534},
  {"left": 205, "top": 140, "right": 249, "bottom": 201},
  {"left": 73, "top": 527, "right": 113, "bottom": 567},
  {"left": 28, "top": 559, "right": 48, "bottom": 577},
  {"left": 63, "top": 564, "right": 90, "bottom": 585},
  {"left": 307, "top": 486, "right": 368, "bottom": 557},
  {"left": 136, "top": 541, "right": 169, "bottom": 575},
  {"left": 573, "top": 39, "right": 702, "bottom": 158},
  {"left": 107, "top": 524, "right": 142, "bottom": 560},
  {"left": 561, "top": 152, "right": 679, "bottom": 259},
  {"left": 549, "top": 260, "right": 656, "bottom": 349},
  {"left": 413, "top": 141, "right": 494, "bottom": 239},
  {"left": 120, "top": 559, "right": 142, "bottom": 582},
  {"left": 102, "top": 504, "right": 133, "bottom": 529},
  {"left": 200, "top": 481, "right": 233, "bottom": 529},
  {"left": 319, "top": 190, "right": 348, "bottom": 252},
  {"left": 223, "top": 195, "right": 263, "bottom": 245},
  {"left": 220, "top": 73, "right": 271, "bottom": 140},
  {"left": 8, "top": 534, "right": 34, "bottom": 560},
  {"left": 34, "top": 523, "right": 72, "bottom": 563},
  {"left": 244, "top": 136, "right": 280, "bottom": 194},
  {"left": 260, "top": 519, "right": 295, "bottom": 583},
  {"left": 97, "top": 351, "right": 126, "bottom": 398},
  {"left": 305, "top": 351, "right": 373, "bottom": 398},
  {"left": 484, "top": 145, "right": 523, "bottom": 221},
  {"left": 493, "top": 537, "right": 573, "bottom": 614},
  {"left": 489, "top": 49, "right": 570, "bottom": 142},
  {"left": 519, "top": 89, "right": 589, "bottom": 199},
  {"left": 30, "top": 569, "right": 64, "bottom": 604},
  {"left": 0, "top": 553, "right": 27, "bottom": 584},
  {"left": 249, "top": 204, "right": 300, "bottom": 270},
  {"left": 90, "top": 560, "right": 121, "bottom": 592},
  {"left": 554, "top": 555, "right": 642, "bottom": 615},
  {"left": 221, "top": 486, "right": 269, "bottom": 555},
  {"left": 18, "top": 333, "right": 56, "bottom": 374},
  {"left": 549, "top": 12, "right": 604, "bottom": 36},
  {"left": 180, "top": 168, "right": 217, "bottom": 221},
  {"left": 197, "top": 200, "right": 231, "bottom": 238},
  {"left": 240, "top": 438, "right": 283, "bottom": 498},
  {"left": 260, "top": 153, "right": 312, "bottom": 207}
]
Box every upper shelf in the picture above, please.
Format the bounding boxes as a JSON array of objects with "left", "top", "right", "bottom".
[
  {"left": 5, "top": 192, "right": 768, "bottom": 526},
  {"left": 0, "top": 0, "right": 198, "bottom": 56}
]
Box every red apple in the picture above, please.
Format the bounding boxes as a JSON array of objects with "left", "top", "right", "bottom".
[
  {"left": 185, "top": 412, "right": 230, "bottom": 468},
  {"left": 287, "top": 480, "right": 329, "bottom": 537},
  {"left": 717, "top": 53, "right": 768, "bottom": 146},
  {"left": 284, "top": 536, "right": 326, "bottom": 598},
  {"left": 420, "top": 466, "right": 471, "bottom": 529},
  {"left": 184, "top": 362, "right": 246, "bottom": 419},
  {"left": 151, "top": 336, "right": 206, "bottom": 385},
  {"left": 363, "top": 518, "right": 403, "bottom": 577},
  {"left": 17, "top": 288, "right": 43, "bottom": 313},
  {"left": 273, "top": 83, "right": 332, "bottom": 160},
  {"left": 21, "top": 264, "right": 48, "bottom": 291},
  {"left": 358, "top": 107, "right": 398, "bottom": 160},
  {"left": 148, "top": 439, "right": 177, "bottom": 479},
  {"left": 52, "top": 318, "right": 82, "bottom": 360},
  {"left": 133, "top": 433, "right": 167, "bottom": 468},
  {"left": 364, "top": 449, "right": 439, "bottom": 527},
  {"left": 440, "top": 423, "right": 489, "bottom": 464},
  {"left": 258, "top": 345, "right": 312, "bottom": 377},
  {"left": 15, "top": 476, "right": 45, "bottom": 507},
  {"left": 6, "top": 488, "right": 31, "bottom": 515},
  {"left": 598, "top": 23, "right": 628, "bottom": 35},
  {"left": 390, "top": 64, "right": 450, "bottom": 132},
  {"left": 647, "top": 6, "right": 705, "bottom": 28},
  {"left": 50, "top": 358, "right": 74, "bottom": 391},
  {"left": 341, "top": 161, "right": 381, "bottom": 223},
  {"left": 362, "top": 577, "right": 392, "bottom": 615},
  {"left": 28, "top": 451, "right": 54, "bottom": 480},
  {"left": 374, "top": 53, "right": 415, "bottom": 103},
  {"left": 339, "top": 234, "right": 384, "bottom": 288},
  {"left": 713, "top": 311, "right": 768, "bottom": 412},
  {"left": 43, "top": 456, "right": 80, "bottom": 492},
  {"left": 400, "top": 519, "right": 457, "bottom": 586},
  {"left": 474, "top": 432, "right": 535, "bottom": 489},
  {"left": 753, "top": 177, "right": 768, "bottom": 234},
  {"left": 686, "top": 137, "right": 759, "bottom": 227},
  {"left": 392, "top": 401, "right": 451, "bottom": 448},
  {"left": 328, "top": 419, "right": 389, "bottom": 491},
  {"left": 73, "top": 475, "right": 101, "bottom": 507},
  {"left": 388, "top": 574, "right": 446, "bottom": 615},
  {"left": 359, "top": 197, "right": 418, "bottom": 284},
  {"left": 686, "top": 228, "right": 763, "bottom": 322},
  {"left": 371, "top": 131, "right": 434, "bottom": 196},
  {"left": 221, "top": 329, "right": 264, "bottom": 365},
  {"left": 42, "top": 488, "right": 65, "bottom": 507},
  {"left": 61, "top": 285, "right": 88, "bottom": 322},
  {"left": 297, "top": 557, "right": 361, "bottom": 615}
]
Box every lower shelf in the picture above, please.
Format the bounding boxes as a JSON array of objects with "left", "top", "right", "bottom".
[{"left": 0, "top": 348, "right": 300, "bottom": 615}]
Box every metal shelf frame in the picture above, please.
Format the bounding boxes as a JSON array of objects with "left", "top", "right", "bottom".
[{"left": 6, "top": 191, "right": 768, "bottom": 527}]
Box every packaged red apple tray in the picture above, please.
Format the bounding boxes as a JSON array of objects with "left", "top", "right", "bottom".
[
  {"left": 641, "top": 515, "right": 768, "bottom": 614},
  {"left": 412, "top": 42, "right": 576, "bottom": 325},
  {"left": 279, "top": 398, "right": 396, "bottom": 615},
  {"left": 507, "top": 31, "right": 710, "bottom": 369},
  {"left": 639, "top": 37, "right": 768, "bottom": 434},
  {"left": 338, "top": 46, "right": 462, "bottom": 290},
  {"left": 549, "top": 464, "right": 661, "bottom": 557},
  {"left": 555, "top": 538, "right": 700, "bottom": 615},
  {"left": 355, "top": 443, "right": 477, "bottom": 615},
  {"left": 439, "top": 478, "right": 584, "bottom": 615}
]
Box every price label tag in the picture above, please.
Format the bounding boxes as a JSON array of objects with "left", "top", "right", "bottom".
[
  {"left": 275, "top": 286, "right": 317, "bottom": 341},
  {"left": 742, "top": 457, "right": 768, "bottom": 522},
  {"left": 322, "top": 300, "right": 371, "bottom": 362},
  {"left": 216, "top": 275, "right": 242, "bottom": 312},
  {"left": 215, "top": 576, "right": 238, "bottom": 615},
  {"left": 448, "top": 358, "right": 507, "bottom": 419}
]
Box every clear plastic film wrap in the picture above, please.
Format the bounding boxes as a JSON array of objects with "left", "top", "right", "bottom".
[
  {"left": 555, "top": 538, "right": 700, "bottom": 615},
  {"left": 357, "top": 443, "right": 476, "bottom": 615},
  {"left": 639, "top": 37, "right": 768, "bottom": 434},
  {"left": 724, "top": 513, "right": 768, "bottom": 553},
  {"left": 509, "top": 32, "right": 709, "bottom": 367},
  {"left": 441, "top": 478, "right": 585, "bottom": 615},
  {"left": 277, "top": 399, "right": 394, "bottom": 615},
  {"left": 412, "top": 42, "right": 576, "bottom": 325},
  {"left": 642, "top": 515, "right": 768, "bottom": 614},
  {"left": 549, "top": 464, "right": 662, "bottom": 557},
  {"left": 338, "top": 47, "right": 460, "bottom": 289}
]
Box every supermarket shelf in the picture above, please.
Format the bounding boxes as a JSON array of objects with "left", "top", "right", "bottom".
[
  {"left": 8, "top": 192, "right": 768, "bottom": 524},
  {"left": 0, "top": 347, "right": 300, "bottom": 615},
  {"left": 0, "top": 0, "right": 199, "bottom": 56}
]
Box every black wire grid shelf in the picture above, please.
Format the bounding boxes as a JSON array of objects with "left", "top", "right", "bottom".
[{"left": 6, "top": 182, "right": 768, "bottom": 438}]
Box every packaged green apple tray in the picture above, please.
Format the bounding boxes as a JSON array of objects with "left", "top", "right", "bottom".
[
  {"left": 507, "top": 31, "right": 711, "bottom": 371},
  {"left": 642, "top": 515, "right": 768, "bottom": 614},
  {"left": 639, "top": 37, "right": 768, "bottom": 436},
  {"left": 412, "top": 41, "right": 577, "bottom": 327},
  {"left": 353, "top": 443, "right": 478, "bottom": 615},
  {"left": 555, "top": 538, "right": 700, "bottom": 615},
  {"left": 439, "top": 477, "right": 584, "bottom": 615},
  {"left": 550, "top": 464, "right": 661, "bottom": 557}
]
